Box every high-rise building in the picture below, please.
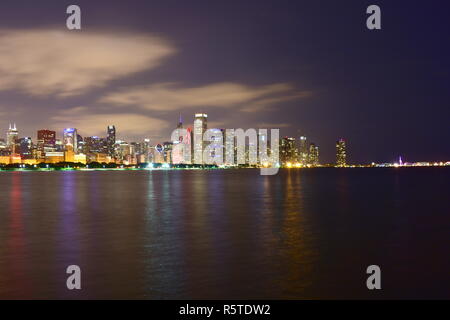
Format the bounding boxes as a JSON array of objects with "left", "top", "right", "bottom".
[
  {"left": 299, "top": 136, "right": 308, "bottom": 165},
  {"left": 37, "top": 130, "right": 56, "bottom": 147},
  {"left": 308, "top": 143, "right": 319, "bottom": 166},
  {"left": 204, "top": 128, "right": 223, "bottom": 164},
  {"left": 258, "top": 130, "right": 268, "bottom": 165},
  {"left": 193, "top": 113, "right": 207, "bottom": 164},
  {"left": 163, "top": 141, "right": 173, "bottom": 163},
  {"left": 107, "top": 125, "right": 116, "bottom": 157},
  {"left": 0, "top": 139, "right": 7, "bottom": 156},
  {"left": 115, "top": 140, "right": 129, "bottom": 162},
  {"left": 77, "top": 134, "right": 84, "bottom": 154},
  {"left": 336, "top": 138, "right": 347, "bottom": 167},
  {"left": 18, "top": 137, "right": 33, "bottom": 159},
  {"left": 83, "top": 136, "right": 104, "bottom": 154},
  {"left": 173, "top": 114, "right": 185, "bottom": 144},
  {"left": 63, "top": 128, "right": 78, "bottom": 153},
  {"left": 36, "top": 130, "right": 57, "bottom": 159},
  {"left": 224, "top": 130, "right": 236, "bottom": 166},
  {"left": 280, "top": 137, "right": 297, "bottom": 165},
  {"left": 55, "top": 139, "right": 64, "bottom": 152},
  {"left": 6, "top": 123, "right": 19, "bottom": 150}
]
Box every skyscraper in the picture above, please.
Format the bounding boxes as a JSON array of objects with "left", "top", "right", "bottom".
[
  {"left": 299, "top": 136, "right": 308, "bottom": 165},
  {"left": 308, "top": 143, "right": 319, "bottom": 166},
  {"left": 18, "top": 137, "right": 33, "bottom": 159},
  {"left": 193, "top": 113, "right": 207, "bottom": 164},
  {"left": 336, "top": 138, "right": 347, "bottom": 167},
  {"left": 107, "top": 125, "right": 116, "bottom": 157},
  {"left": 63, "top": 128, "right": 78, "bottom": 153},
  {"left": 37, "top": 130, "right": 56, "bottom": 147},
  {"left": 6, "top": 123, "right": 19, "bottom": 150},
  {"left": 204, "top": 128, "right": 223, "bottom": 165},
  {"left": 280, "top": 137, "right": 297, "bottom": 165},
  {"left": 36, "top": 130, "right": 56, "bottom": 158},
  {"left": 224, "top": 130, "right": 236, "bottom": 166},
  {"left": 83, "top": 136, "right": 104, "bottom": 154}
]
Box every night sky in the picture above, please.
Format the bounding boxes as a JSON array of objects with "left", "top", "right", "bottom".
[{"left": 0, "top": 0, "right": 448, "bottom": 163}]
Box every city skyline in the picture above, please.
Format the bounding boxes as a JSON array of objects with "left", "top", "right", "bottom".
[
  {"left": 0, "top": 1, "right": 448, "bottom": 164},
  {"left": 1, "top": 112, "right": 449, "bottom": 166},
  {"left": 0, "top": 113, "right": 327, "bottom": 166}
]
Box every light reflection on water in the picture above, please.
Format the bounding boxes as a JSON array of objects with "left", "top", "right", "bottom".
[{"left": 0, "top": 168, "right": 448, "bottom": 299}]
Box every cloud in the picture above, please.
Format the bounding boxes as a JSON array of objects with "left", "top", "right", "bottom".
[
  {"left": 0, "top": 29, "right": 175, "bottom": 97},
  {"left": 241, "top": 92, "right": 312, "bottom": 112},
  {"left": 0, "top": 104, "right": 24, "bottom": 118},
  {"left": 51, "top": 107, "right": 169, "bottom": 138},
  {"left": 99, "top": 82, "right": 308, "bottom": 111}
]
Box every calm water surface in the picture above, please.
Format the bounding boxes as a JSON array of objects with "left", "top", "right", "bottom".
[{"left": 0, "top": 168, "right": 448, "bottom": 299}]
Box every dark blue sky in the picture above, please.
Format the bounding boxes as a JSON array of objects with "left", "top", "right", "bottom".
[{"left": 0, "top": 0, "right": 448, "bottom": 163}]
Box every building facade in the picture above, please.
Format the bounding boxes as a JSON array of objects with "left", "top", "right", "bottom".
[{"left": 336, "top": 138, "right": 347, "bottom": 166}]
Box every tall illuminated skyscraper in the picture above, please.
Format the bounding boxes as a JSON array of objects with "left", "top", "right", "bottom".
[
  {"left": 63, "top": 128, "right": 78, "bottom": 153},
  {"left": 204, "top": 128, "right": 223, "bottom": 164},
  {"left": 6, "top": 123, "right": 19, "bottom": 149},
  {"left": 298, "top": 136, "right": 308, "bottom": 165},
  {"left": 107, "top": 125, "right": 116, "bottom": 157},
  {"left": 308, "top": 143, "right": 319, "bottom": 166},
  {"left": 18, "top": 137, "right": 33, "bottom": 159},
  {"left": 224, "top": 130, "right": 236, "bottom": 166},
  {"left": 193, "top": 113, "right": 207, "bottom": 164},
  {"left": 280, "top": 137, "right": 296, "bottom": 165},
  {"left": 336, "top": 138, "right": 347, "bottom": 167},
  {"left": 37, "top": 130, "right": 56, "bottom": 147}
]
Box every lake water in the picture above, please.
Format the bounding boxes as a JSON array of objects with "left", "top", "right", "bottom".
[{"left": 0, "top": 168, "right": 448, "bottom": 299}]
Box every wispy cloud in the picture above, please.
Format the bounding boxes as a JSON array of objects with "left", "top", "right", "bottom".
[
  {"left": 99, "top": 82, "right": 309, "bottom": 112},
  {"left": 0, "top": 29, "right": 175, "bottom": 97},
  {"left": 241, "top": 92, "right": 312, "bottom": 112}
]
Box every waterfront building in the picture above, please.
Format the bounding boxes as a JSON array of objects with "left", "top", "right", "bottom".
[
  {"left": 193, "top": 113, "right": 207, "bottom": 164},
  {"left": 309, "top": 143, "right": 319, "bottom": 166},
  {"left": 224, "top": 130, "right": 236, "bottom": 166},
  {"left": 6, "top": 124, "right": 19, "bottom": 151},
  {"left": 63, "top": 128, "right": 78, "bottom": 153},
  {"left": 163, "top": 141, "right": 173, "bottom": 163},
  {"left": 280, "top": 137, "right": 297, "bottom": 165},
  {"left": 299, "top": 136, "right": 308, "bottom": 165},
  {"left": 37, "top": 129, "right": 56, "bottom": 158},
  {"left": 336, "top": 138, "right": 347, "bottom": 167},
  {"left": 18, "top": 137, "right": 33, "bottom": 159},
  {"left": 204, "top": 128, "right": 223, "bottom": 165},
  {"left": 107, "top": 125, "right": 116, "bottom": 157}
]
